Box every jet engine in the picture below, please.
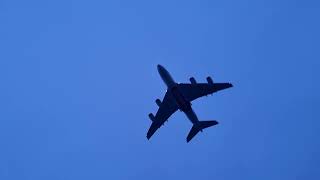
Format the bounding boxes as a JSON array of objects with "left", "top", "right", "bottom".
[
  {"left": 149, "top": 113, "right": 155, "bottom": 121},
  {"left": 190, "top": 77, "right": 197, "bottom": 85},
  {"left": 207, "top": 76, "right": 214, "bottom": 85},
  {"left": 148, "top": 113, "right": 155, "bottom": 121},
  {"left": 156, "top": 99, "right": 162, "bottom": 106}
]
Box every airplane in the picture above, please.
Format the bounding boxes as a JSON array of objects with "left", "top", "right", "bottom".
[{"left": 147, "top": 65, "right": 233, "bottom": 142}]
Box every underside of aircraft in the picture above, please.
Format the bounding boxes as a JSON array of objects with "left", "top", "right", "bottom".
[{"left": 147, "top": 65, "right": 233, "bottom": 142}]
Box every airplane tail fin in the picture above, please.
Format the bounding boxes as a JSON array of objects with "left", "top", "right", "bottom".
[{"left": 186, "top": 120, "right": 218, "bottom": 142}]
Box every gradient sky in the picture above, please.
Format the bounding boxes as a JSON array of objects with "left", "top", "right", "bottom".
[{"left": 1, "top": 0, "right": 319, "bottom": 179}]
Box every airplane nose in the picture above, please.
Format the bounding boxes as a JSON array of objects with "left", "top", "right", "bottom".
[{"left": 157, "top": 64, "right": 163, "bottom": 71}]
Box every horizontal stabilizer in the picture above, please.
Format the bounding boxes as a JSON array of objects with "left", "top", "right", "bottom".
[{"left": 186, "top": 121, "right": 218, "bottom": 142}]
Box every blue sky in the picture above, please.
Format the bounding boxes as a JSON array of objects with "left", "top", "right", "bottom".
[{"left": 0, "top": 0, "right": 319, "bottom": 179}]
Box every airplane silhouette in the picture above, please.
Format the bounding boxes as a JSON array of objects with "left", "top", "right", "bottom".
[{"left": 147, "top": 65, "right": 233, "bottom": 142}]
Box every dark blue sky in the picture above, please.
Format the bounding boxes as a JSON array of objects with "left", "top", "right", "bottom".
[{"left": 1, "top": 0, "right": 319, "bottom": 179}]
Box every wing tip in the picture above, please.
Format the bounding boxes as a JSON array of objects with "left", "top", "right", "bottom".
[{"left": 146, "top": 133, "right": 151, "bottom": 139}]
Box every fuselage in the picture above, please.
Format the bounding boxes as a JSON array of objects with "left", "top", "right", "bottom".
[{"left": 157, "top": 65, "right": 199, "bottom": 124}]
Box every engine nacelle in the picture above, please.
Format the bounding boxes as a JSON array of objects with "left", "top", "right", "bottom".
[
  {"left": 207, "top": 76, "right": 214, "bottom": 85},
  {"left": 156, "top": 99, "right": 162, "bottom": 106},
  {"left": 190, "top": 77, "right": 197, "bottom": 85},
  {"left": 148, "top": 113, "right": 155, "bottom": 121}
]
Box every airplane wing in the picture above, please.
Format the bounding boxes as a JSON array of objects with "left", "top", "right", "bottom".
[
  {"left": 147, "top": 91, "right": 179, "bottom": 139},
  {"left": 178, "top": 82, "right": 233, "bottom": 102}
]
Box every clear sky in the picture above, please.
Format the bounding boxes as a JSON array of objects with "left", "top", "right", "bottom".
[{"left": 1, "top": 0, "right": 319, "bottom": 179}]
